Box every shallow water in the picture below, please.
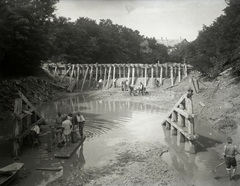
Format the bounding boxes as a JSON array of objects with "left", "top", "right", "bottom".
[{"left": 1, "top": 93, "right": 239, "bottom": 185}]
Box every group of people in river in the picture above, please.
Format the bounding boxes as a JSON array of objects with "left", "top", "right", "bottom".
[{"left": 55, "top": 111, "right": 85, "bottom": 147}]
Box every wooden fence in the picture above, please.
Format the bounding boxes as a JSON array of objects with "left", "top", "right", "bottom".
[{"left": 42, "top": 62, "right": 192, "bottom": 92}]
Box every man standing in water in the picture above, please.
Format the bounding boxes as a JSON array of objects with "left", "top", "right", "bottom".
[
  {"left": 73, "top": 112, "right": 85, "bottom": 138},
  {"left": 223, "top": 137, "right": 239, "bottom": 180}
]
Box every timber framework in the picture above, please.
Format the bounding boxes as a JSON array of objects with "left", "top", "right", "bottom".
[{"left": 43, "top": 63, "right": 192, "bottom": 92}]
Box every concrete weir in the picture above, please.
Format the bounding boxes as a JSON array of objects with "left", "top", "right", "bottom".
[{"left": 43, "top": 62, "right": 192, "bottom": 92}]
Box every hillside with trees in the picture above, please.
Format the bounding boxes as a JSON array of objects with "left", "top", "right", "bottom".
[
  {"left": 0, "top": 0, "right": 239, "bottom": 78},
  {"left": 169, "top": 0, "right": 240, "bottom": 77}
]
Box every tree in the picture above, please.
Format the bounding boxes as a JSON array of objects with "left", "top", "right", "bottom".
[{"left": 0, "top": 0, "right": 59, "bottom": 76}]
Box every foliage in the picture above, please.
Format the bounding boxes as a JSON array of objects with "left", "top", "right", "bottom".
[
  {"left": 0, "top": 0, "right": 59, "bottom": 76},
  {"left": 177, "top": 0, "right": 240, "bottom": 76}
]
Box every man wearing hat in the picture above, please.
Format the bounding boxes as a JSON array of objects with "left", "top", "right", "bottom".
[{"left": 223, "top": 137, "right": 239, "bottom": 180}]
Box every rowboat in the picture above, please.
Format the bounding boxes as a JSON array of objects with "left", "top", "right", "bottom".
[{"left": 0, "top": 163, "right": 24, "bottom": 186}]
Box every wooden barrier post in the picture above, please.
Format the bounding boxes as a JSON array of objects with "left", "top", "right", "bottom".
[
  {"left": 186, "top": 89, "right": 195, "bottom": 154},
  {"left": 178, "top": 64, "right": 181, "bottom": 82},
  {"left": 53, "top": 66, "right": 58, "bottom": 77},
  {"left": 160, "top": 66, "right": 163, "bottom": 85},
  {"left": 81, "top": 66, "right": 89, "bottom": 91},
  {"left": 144, "top": 66, "right": 147, "bottom": 87},
  {"left": 123, "top": 65, "right": 126, "bottom": 78},
  {"left": 113, "top": 65, "right": 116, "bottom": 84},
  {"left": 13, "top": 98, "right": 22, "bottom": 159},
  {"left": 70, "top": 64, "right": 75, "bottom": 83},
  {"left": 103, "top": 66, "right": 107, "bottom": 87},
  {"left": 76, "top": 66, "right": 80, "bottom": 89},
  {"left": 127, "top": 66, "right": 130, "bottom": 84},
  {"left": 100, "top": 65, "right": 103, "bottom": 79},
  {"left": 137, "top": 65, "right": 140, "bottom": 77},
  {"left": 106, "top": 66, "right": 112, "bottom": 88},
  {"left": 156, "top": 65, "right": 159, "bottom": 80},
  {"left": 89, "top": 65, "right": 93, "bottom": 87},
  {"left": 96, "top": 64, "right": 98, "bottom": 82},
  {"left": 171, "top": 111, "right": 177, "bottom": 135},
  {"left": 184, "top": 63, "right": 188, "bottom": 78},
  {"left": 132, "top": 66, "right": 135, "bottom": 85},
  {"left": 170, "top": 66, "right": 174, "bottom": 86},
  {"left": 60, "top": 66, "right": 71, "bottom": 83},
  {"left": 119, "top": 65, "right": 122, "bottom": 78},
  {"left": 165, "top": 64, "right": 168, "bottom": 78}
]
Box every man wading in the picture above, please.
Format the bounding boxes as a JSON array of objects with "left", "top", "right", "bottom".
[
  {"left": 73, "top": 112, "right": 85, "bottom": 138},
  {"left": 223, "top": 137, "right": 239, "bottom": 180}
]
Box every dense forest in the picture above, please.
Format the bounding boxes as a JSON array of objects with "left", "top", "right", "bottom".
[{"left": 0, "top": 0, "right": 239, "bottom": 77}]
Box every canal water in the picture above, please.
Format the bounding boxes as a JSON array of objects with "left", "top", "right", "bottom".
[{"left": 1, "top": 93, "right": 239, "bottom": 186}]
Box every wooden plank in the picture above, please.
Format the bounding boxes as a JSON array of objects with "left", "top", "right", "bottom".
[
  {"left": 54, "top": 137, "right": 86, "bottom": 159},
  {"left": 165, "top": 118, "right": 194, "bottom": 140},
  {"left": 60, "top": 66, "right": 71, "bottom": 83},
  {"left": 160, "top": 94, "right": 187, "bottom": 125},
  {"left": 18, "top": 91, "right": 47, "bottom": 125},
  {"left": 81, "top": 66, "right": 89, "bottom": 91},
  {"left": 174, "top": 108, "right": 193, "bottom": 119},
  {"left": 16, "top": 118, "right": 44, "bottom": 140}
]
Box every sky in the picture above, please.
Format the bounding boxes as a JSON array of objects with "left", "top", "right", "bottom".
[{"left": 55, "top": 0, "right": 227, "bottom": 42}]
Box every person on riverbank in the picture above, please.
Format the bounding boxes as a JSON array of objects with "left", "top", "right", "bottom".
[
  {"left": 55, "top": 112, "right": 63, "bottom": 127},
  {"left": 29, "top": 124, "right": 41, "bottom": 147},
  {"left": 73, "top": 112, "right": 85, "bottom": 138},
  {"left": 55, "top": 112, "right": 64, "bottom": 147},
  {"left": 139, "top": 82, "right": 144, "bottom": 95},
  {"left": 62, "top": 115, "right": 73, "bottom": 146},
  {"left": 223, "top": 137, "right": 239, "bottom": 180}
]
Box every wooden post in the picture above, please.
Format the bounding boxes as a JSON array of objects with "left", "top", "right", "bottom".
[
  {"left": 185, "top": 92, "right": 195, "bottom": 154},
  {"left": 82, "top": 66, "right": 85, "bottom": 78},
  {"left": 178, "top": 63, "right": 181, "bottom": 82},
  {"left": 76, "top": 66, "right": 80, "bottom": 89},
  {"left": 171, "top": 66, "right": 174, "bottom": 86},
  {"left": 123, "top": 65, "right": 126, "bottom": 78},
  {"left": 100, "top": 65, "right": 103, "bottom": 79},
  {"left": 156, "top": 65, "right": 159, "bottom": 80},
  {"left": 160, "top": 66, "right": 163, "bottom": 85},
  {"left": 60, "top": 66, "right": 71, "bottom": 83},
  {"left": 132, "top": 66, "right": 135, "bottom": 85},
  {"left": 89, "top": 65, "right": 93, "bottom": 87},
  {"left": 95, "top": 64, "right": 98, "bottom": 82},
  {"left": 165, "top": 64, "right": 168, "bottom": 78},
  {"left": 103, "top": 66, "right": 107, "bottom": 87},
  {"left": 171, "top": 126, "right": 177, "bottom": 135},
  {"left": 106, "top": 66, "right": 112, "bottom": 88},
  {"left": 166, "top": 122, "right": 170, "bottom": 130},
  {"left": 151, "top": 65, "right": 154, "bottom": 79},
  {"left": 119, "top": 65, "right": 122, "bottom": 78},
  {"left": 113, "top": 65, "right": 116, "bottom": 83},
  {"left": 70, "top": 64, "right": 75, "bottom": 83},
  {"left": 81, "top": 66, "right": 89, "bottom": 91},
  {"left": 53, "top": 66, "right": 58, "bottom": 77},
  {"left": 137, "top": 65, "right": 140, "bottom": 78},
  {"left": 184, "top": 63, "right": 188, "bottom": 78},
  {"left": 13, "top": 98, "right": 22, "bottom": 159},
  {"left": 178, "top": 103, "right": 185, "bottom": 127},
  {"left": 127, "top": 66, "right": 130, "bottom": 84},
  {"left": 144, "top": 66, "right": 147, "bottom": 87}
]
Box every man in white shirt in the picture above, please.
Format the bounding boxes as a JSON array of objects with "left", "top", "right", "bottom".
[
  {"left": 73, "top": 112, "right": 85, "bottom": 138},
  {"left": 29, "top": 124, "right": 41, "bottom": 146}
]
